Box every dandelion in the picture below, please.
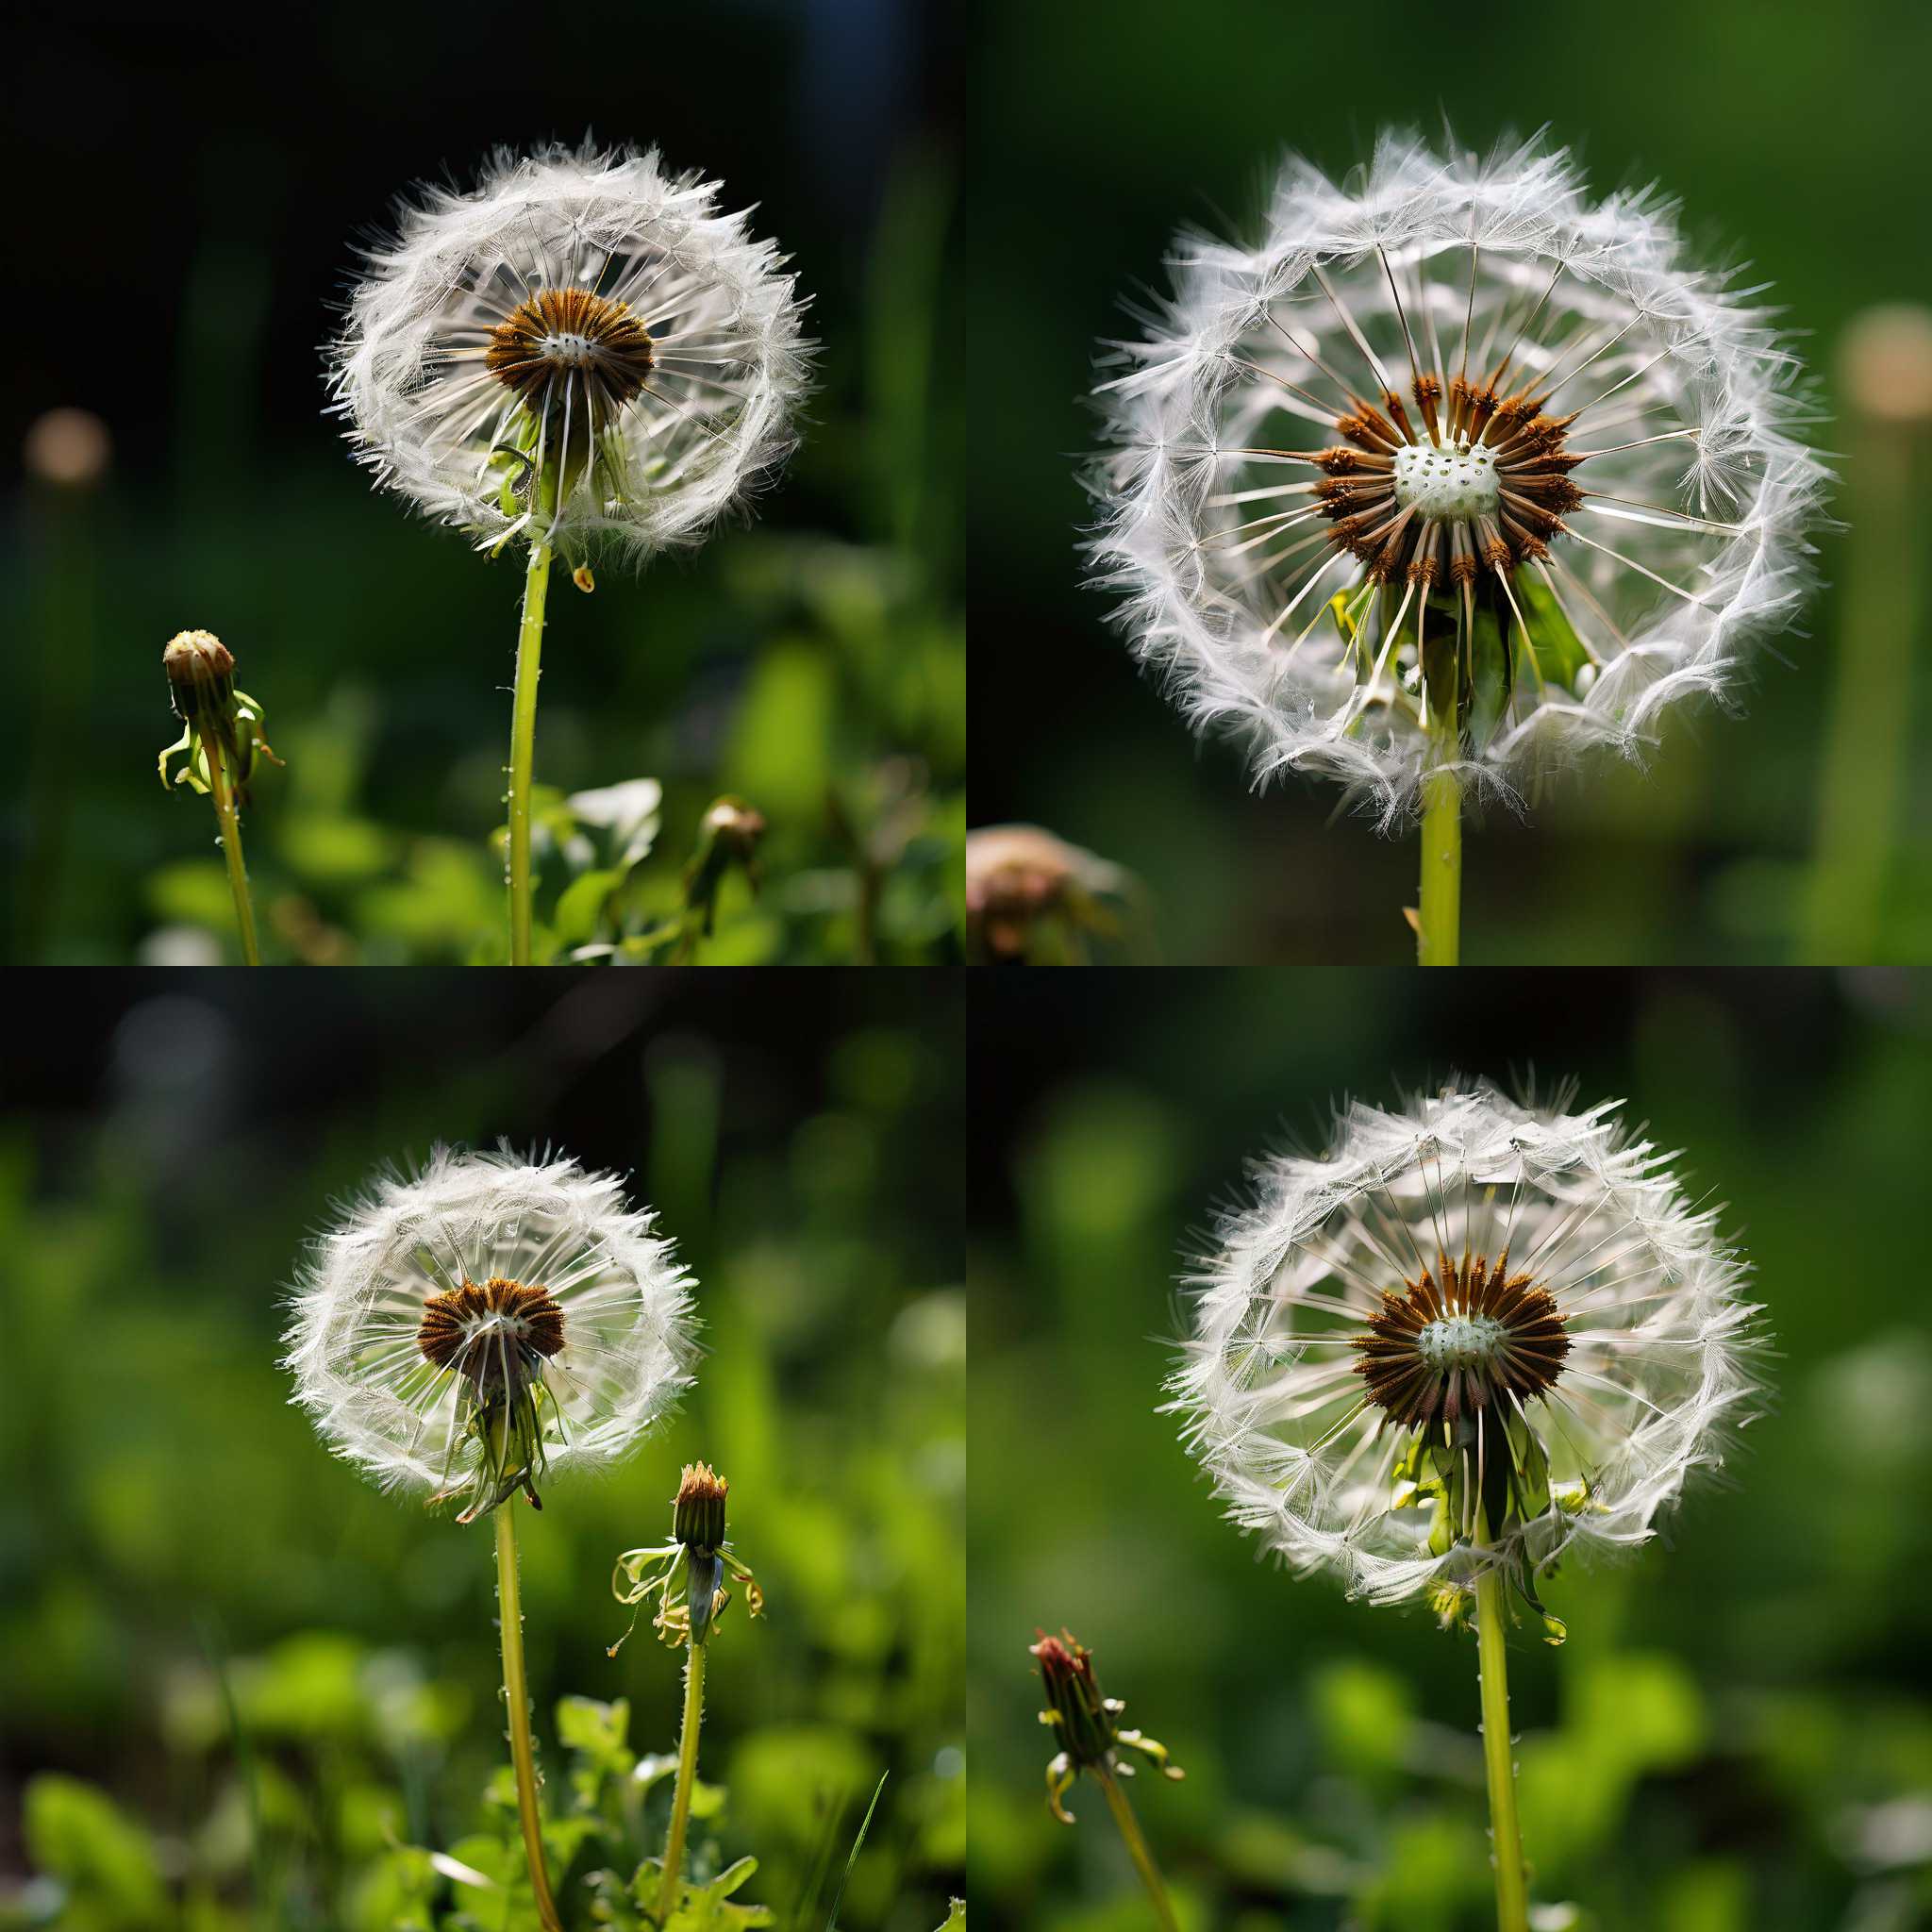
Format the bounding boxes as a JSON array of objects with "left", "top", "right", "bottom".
[
  {"left": 609, "top": 1463, "right": 764, "bottom": 1921},
  {"left": 1031, "top": 1631, "right": 1183, "bottom": 1930},
  {"left": 159, "top": 630, "right": 282, "bottom": 966},
  {"left": 1170, "top": 1081, "right": 1763, "bottom": 1930},
  {"left": 284, "top": 1145, "right": 696, "bottom": 1932},
  {"left": 1091, "top": 131, "right": 1828, "bottom": 963},
  {"left": 327, "top": 140, "right": 811, "bottom": 964},
  {"left": 965, "top": 824, "right": 1140, "bottom": 963}
]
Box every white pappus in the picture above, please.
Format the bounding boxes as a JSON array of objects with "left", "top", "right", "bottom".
[
  {"left": 328, "top": 140, "right": 812, "bottom": 564},
  {"left": 1168, "top": 1083, "right": 1765, "bottom": 1619},
  {"left": 283, "top": 1145, "right": 696, "bottom": 1520},
  {"left": 1091, "top": 130, "right": 1830, "bottom": 826}
]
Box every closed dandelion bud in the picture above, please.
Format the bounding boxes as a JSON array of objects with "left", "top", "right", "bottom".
[
  {"left": 611, "top": 1459, "right": 764, "bottom": 1655},
  {"left": 965, "top": 824, "right": 1134, "bottom": 963},
  {"left": 683, "top": 796, "right": 767, "bottom": 938},
  {"left": 1091, "top": 131, "right": 1830, "bottom": 824},
  {"left": 158, "top": 630, "right": 283, "bottom": 804},
  {"left": 1172, "top": 1083, "right": 1766, "bottom": 1636},
  {"left": 673, "top": 1460, "right": 728, "bottom": 1552},
  {"left": 1030, "top": 1630, "right": 1182, "bottom": 1824},
  {"left": 162, "top": 629, "right": 235, "bottom": 723}
]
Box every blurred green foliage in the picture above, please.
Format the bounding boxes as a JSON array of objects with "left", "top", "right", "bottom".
[
  {"left": 963, "top": 0, "right": 1932, "bottom": 963},
  {"left": 970, "top": 968, "right": 1932, "bottom": 1928},
  {"left": 0, "top": 975, "right": 964, "bottom": 1928}
]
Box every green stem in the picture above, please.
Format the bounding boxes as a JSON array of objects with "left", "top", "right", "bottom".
[
  {"left": 1803, "top": 388, "right": 1924, "bottom": 960},
  {"left": 493, "top": 1503, "right": 564, "bottom": 1932},
  {"left": 1417, "top": 755, "right": 1462, "bottom": 966},
  {"left": 200, "top": 726, "right": 260, "bottom": 965},
  {"left": 658, "top": 1638, "right": 708, "bottom": 1922},
  {"left": 508, "top": 536, "right": 554, "bottom": 966},
  {"left": 1475, "top": 1562, "right": 1530, "bottom": 1932},
  {"left": 1095, "top": 1767, "right": 1179, "bottom": 1932}
]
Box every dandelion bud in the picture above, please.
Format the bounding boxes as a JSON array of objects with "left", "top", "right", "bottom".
[
  {"left": 158, "top": 630, "right": 283, "bottom": 805},
  {"left": 1030, "top": 1629, "right": 1182, "bottom": 1824},
  {"left": 611, "top": 1459, "right": 763, "bottom": 1655},
  {"left": 965, "top": 824, "right": 1134, "bottom": 963},
  {"left": 683, "top": 796, "right": 767, "bottom": 938},
  {"left": 672, "top": 1460, "right": 728, "bottom": 1552},
  {"left": 162, "top": 630, "right": 237, "bottom": 724}
]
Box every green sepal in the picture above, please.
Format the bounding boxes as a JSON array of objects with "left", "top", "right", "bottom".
[
  {"left": 1466, "top": 599, "right": 1511, "bottom": 753},
  {"left": 1514, "top": 570, "right": 1590, "bottom": 693}
]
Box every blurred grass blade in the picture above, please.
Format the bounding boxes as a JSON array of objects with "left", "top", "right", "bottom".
[{"left": 823, "top": 1772, "right": 888, "bottom": 1932}]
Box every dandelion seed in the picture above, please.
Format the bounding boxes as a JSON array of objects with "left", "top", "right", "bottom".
[
  {"left": 1092, "top": 131, "right": 1827, "bottom": 824},
  {"left": 1091, "top": 132, "right": 1828, "bottom": 961},
  {"left": 283, "top": 1145, "right": 695, "bottom": 1522},
  {"left": 1172, "top": 1080, "right": 1764, "bottom": 1928},
  {"left": 325, "top": 140, "right": 812, "bottom": 964},
  {"left": 328, "top": 140, "right": 810, "bottom": 563},
  {"left": 1170, "top": 1081, "right": 1764, "bottom": 1618}
]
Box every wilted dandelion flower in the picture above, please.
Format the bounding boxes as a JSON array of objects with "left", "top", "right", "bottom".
[
  {"left": 329, "top": 140, "right": 810, "bottom": 561},
  {"left": 1170, "top": 1083, "right": 1763, "bottom": 1625},
  {"left": 1091, "top": 131, "right": 1828, "bottom": 824},
  {"left": 284, "top": 1146, "right": 695, "bottom": 1523}
]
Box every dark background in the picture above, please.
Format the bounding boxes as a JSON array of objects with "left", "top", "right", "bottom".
[
  {"left": 0, "top": 969, "right": 965, "bottom": 1929},
  {"left": 963, "top": 0, "right": 1932, "bottom": 965},
  {"left": 7, "top": 0, "right": 966, "bottom": 963},
  {"left": 969, "top": 967, "right": 1932, "bottom": 1929}
]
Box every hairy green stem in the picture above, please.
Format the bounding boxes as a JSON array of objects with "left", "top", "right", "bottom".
[
  {"left": 1095, "top": 1767, "right": 1179, "bottom": 1932},
  {"left": 200, "top": 726, "right": 260, "bottom": 966},
  {"left": 658, "top": 1638, "right": 708, "bottom": 1921},
  {"left": 1475, "top": 1562, "right": 1530, "bottom": 1932},
  {"left": 493, "top": 1503, "right": 564, "bottom": 1932},
  {"left": 508, "top": 536, "right": 555, "bottom": 966},
  {"left": 1417, "top": 757, "right": 1462, "bottom": 966}
]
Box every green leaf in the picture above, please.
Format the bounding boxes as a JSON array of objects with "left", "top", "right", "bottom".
[
  {"left": 1514, "top": 568, "right": 1591, "bottom": 693},
  {"left": 1465, "top": 599, "right": 1511, "bottom": 753},
  {"left": 558, "top": 1695, "right": 632, "bottom": 1767},
  {"left": 23, "top": 1774, "right": 167, "bottom": 1923}
]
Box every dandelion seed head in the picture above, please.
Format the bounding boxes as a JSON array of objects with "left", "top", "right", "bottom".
[
  {"left": 1090, "top": 131, "right": 1830, "bottom": 826},
  {"left": 284, "top": 1145, "right": 695, "bottom": 1516},
  {"left": 1169, "top": 1081, "right": 1765, "bottom": 1611},
  {"left": 327, "top": 140, "right": 812, "bottom": 563}
]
